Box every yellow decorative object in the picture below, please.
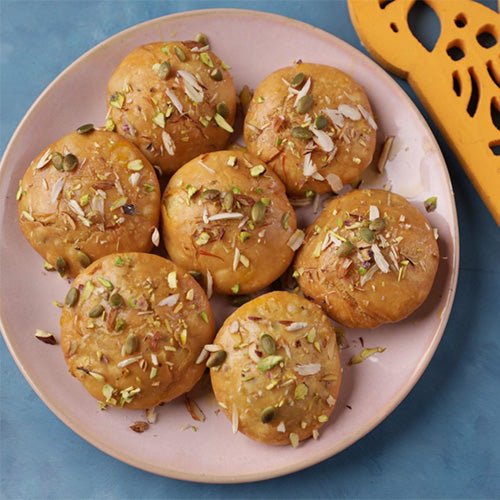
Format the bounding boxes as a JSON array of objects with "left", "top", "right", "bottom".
[{"left": 348, "top": 0, "right": 500, "bottom": 224}]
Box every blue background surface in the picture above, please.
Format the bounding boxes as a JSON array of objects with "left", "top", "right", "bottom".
[{"left": 1, "top": 1, "right": 499, "bottom": 498}]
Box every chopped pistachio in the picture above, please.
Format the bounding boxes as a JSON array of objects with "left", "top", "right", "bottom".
[
  {"left": 214, "top": 113, "right": 234, "bottom": 133},
  {"left": 306, "top": 329, "right": 316, "bottom": 343},
  {"left": 200, "top": 52, "right": 214, "bottom": 68},
  {"left": 199, "top": 116, "right": 210, "bottom": 127},
  {"left": 200, "top": 311, "right": 209, "bottom": 323},
  {"left": 294, "top": 383, "right": 309, "bottom": 400},
  {"left": 318, "top": 415, "right": 329, "bottom": 423},
  {"left": 102, "top": 384, "right": 114, "bottom": 402},
  {"left": 281, "top": 212, "right": 290, "bottom": 230},
  {"left": 115, "top": 318, "right": 126, "bottom": 332},
  {"left": 15, "top": 181, "right": 23, "bottom": 200},
  {"left": 79, "top": 193, "right": 90, "bottom": 206},
  {"left": 114, "top": 256, "right": 124, "bottom": 267},
  {"left": 186, "top": 184, "right": 199, "bottom": 200},
  {"left": 43, "top": 261, "right": 55, "bottom": 271},
  {"left": 89, "top": 371, "right": 104, "bottom": 381},
  {"left": 257, "top": 355, "right": 283, "bottom": 372},
  {"left": 110, "top": 196, "right": 128, "bottom": 211},
  {"left": 180, "top": 329, "right": 188, "bottom": 345},
  {"left": 195, "top": 232, "right": 210, "bottom": 246},
  {"left": 104, "top": 118, "right": 116, "bottom": 131},
  {"left": 109, "top": 92, "right": 125, "bottom": 109},
  {"left": 97, "top": 277, "right": 114, "bottom": 290},
  {"left": 153, "top": 112, "right": 165, "bottom": 128},
  {"left": 424, "top": 196, "right": 437, "bottom": 213},
  {"left": 289, "top": 432, "right": 300, "bottom": 448},
  {"left": 143, "top": 183, "right": 155, "bottom": 193},
  {"left": 231, "top": 283, "right": 240, "bottom": 294},
  {"left": 239, "top": 231, "right": 251, "bottom": 243},
  {"left": 348, "top": 347, "right": 386, "bottom": 365},
  {"left": 221, "top": 191, "right": 233, "bottom": 210},
  {"left": 82, "top": 281, "right": 94, "bottom": 301},
  {"left": 127, "top": 159, "right": 144, "bottom": 171}
]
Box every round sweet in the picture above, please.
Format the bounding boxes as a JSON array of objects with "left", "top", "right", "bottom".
[
  {"left": 161, "top": 150, "right": 298, "bottom": 295},
  {"left": 295, "top": 189, "right": 439, "bottom": 329},
  {"left": 244, "top": 63, "right": 377, "bottom": 196},
  {"left": 209, "top": 291, "right": 342, "bottom": 446},
  {"left": 107, "top": 40, "right": 237, "bottom": 176},
  {"left": 60, "top": 252, "right": 215, "bottom": 410},
  {"left": 17, "top": 130, "right": 160, "bottom": 278}
]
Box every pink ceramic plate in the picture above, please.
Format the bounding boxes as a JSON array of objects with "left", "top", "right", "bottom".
[{"left": 0, "top": 9, "right": 458, "bottom": 483}]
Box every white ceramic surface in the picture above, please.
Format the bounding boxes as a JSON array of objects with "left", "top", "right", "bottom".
[{"left": 0, "top": 9, "right": 459, "bottom": 483}]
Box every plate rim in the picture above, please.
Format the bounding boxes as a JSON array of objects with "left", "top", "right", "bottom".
[{"left": 0, "top": 7, "right": 460, "bottom": 483}]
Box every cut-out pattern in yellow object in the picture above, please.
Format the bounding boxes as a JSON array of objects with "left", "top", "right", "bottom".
[{"left": 348, "top": 0, "right": 500, "bottom": 225}]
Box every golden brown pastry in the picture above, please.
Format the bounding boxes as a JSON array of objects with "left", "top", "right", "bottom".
[
  {"left": 209, "top": 291, "right": 342, "bottom": 446},
  {"left": 244, "top": 63, "right": 377, "bottom": 196},
  {"left": 161, "top": 150, "right": 298, "bottom": 295},
  {"left": 17, "top": 130, "right": 160, "bottom": 278},
  {"left": 295, "top": 189, "right": 439, "bottom": 328},
  {"left": 60, "top": 253, "right": 215, "bottom": 410},
  {"left": 107, "top": 40, "right": 237, "bottom": 176}
]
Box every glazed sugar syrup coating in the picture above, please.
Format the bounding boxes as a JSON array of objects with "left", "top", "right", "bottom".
[
  {"left": 60, "top": 253, "right": 216, "bottom": 410},
  {"left": 161, "top": 150, "right": 298, "bottom": 295},
  {"left": 210, "top": 291, "right": 342, "bottom": 446},
  {"left": 244, "top": 63, "right": 377, "bottom": 196},
  {"left": 107, "top": 40, "right": 237, "bottom": 176},
  {"left": 17, "top": 130, "right": 160, "bottom": 278},
  {"left": 295, "top": 189, "right": 439, "bottom": 329}
]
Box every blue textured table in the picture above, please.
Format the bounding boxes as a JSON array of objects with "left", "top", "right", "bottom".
[{"left": 1, "top": 1, "right": 499, "bottom": 498}]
